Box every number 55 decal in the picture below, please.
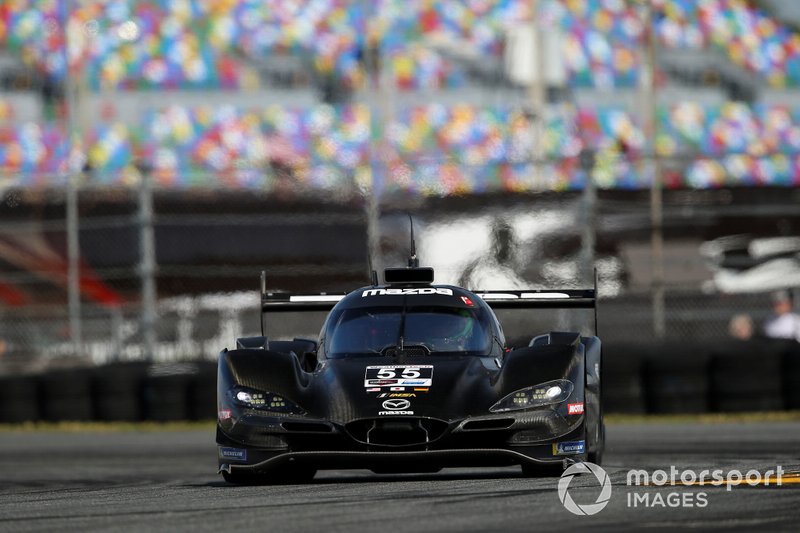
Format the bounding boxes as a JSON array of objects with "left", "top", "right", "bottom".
[
  {"left": 401, "top": 367, "right": 421, "bottom": 379},
  {"left": 376, "top": 368, "right": 396, "bottom": 379},
  {"left": 365, "top": 365, "right": 433, "bottom": 388},
  {"left": 377, "top": 367, "right": 421, "bottom": 379}
]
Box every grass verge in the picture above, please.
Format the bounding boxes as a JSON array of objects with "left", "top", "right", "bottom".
[
  {"left": 606, "top": 411, "right": 800, "bottom": 424},
  {"left": 0, "top": 420, "right": 216, "bottom": 432},
  {"left": 1, "top": 412, "right": 799, "bottom": 432}
]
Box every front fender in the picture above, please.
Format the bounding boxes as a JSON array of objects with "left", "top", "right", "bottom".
[
  {"left": 217, "top": 348, "right": 310, "bottom": 428},
  {"left": 492, "top": 334, "right": 585, "bottom": 416}
]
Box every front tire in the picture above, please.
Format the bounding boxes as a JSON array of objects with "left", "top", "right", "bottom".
[
  {"left": 587, "top": 422, "right": 605, "bottom": 465},
  {"left": 586, "top": 341, "right": 604, "bottom": 465}
]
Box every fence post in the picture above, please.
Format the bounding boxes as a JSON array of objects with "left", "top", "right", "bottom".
[
  {"left": 138, "top": 164, "right": 158, "bottom": 361},
  {"left": 639, "top": 1, "right": 666, "bottom": 339},
  {"left": 63, "top": 0, "right": 82, "bottom": 357}
]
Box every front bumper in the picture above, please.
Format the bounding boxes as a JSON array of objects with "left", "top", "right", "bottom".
[
  {"left": 217, "top": 409, "right": 586, "bottom": 474},
  {"left": 218, "top": 447, "right": 579, "bottom": 475}
]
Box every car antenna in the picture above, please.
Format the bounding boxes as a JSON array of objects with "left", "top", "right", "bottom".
[
  {"left": 408, "top": 213, "right": 419, "bottom": 267},
  {"left": 367, "top": 252, "right": 378, "bottom": 286},
  {"left": 593, "top": 266, "right": 599, "bottom": 336}
]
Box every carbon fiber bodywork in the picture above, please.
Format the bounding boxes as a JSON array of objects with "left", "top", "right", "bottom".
[{"left": 216, "top": 281, "right": 604, "bottom": 482}]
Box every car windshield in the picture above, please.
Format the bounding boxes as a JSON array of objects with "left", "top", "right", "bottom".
[{"left": 324, "top": 305, "right": 493, "bottom": 358}]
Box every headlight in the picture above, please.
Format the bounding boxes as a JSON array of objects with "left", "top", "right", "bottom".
[
  {"left": 489, "top": 379, "right": 574, "bottom": 412},
  {"left": 228, "top": 386, "right": 306, "bottom": 416}
]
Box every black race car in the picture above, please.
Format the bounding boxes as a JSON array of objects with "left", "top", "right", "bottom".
[{"left": 217, "top": 263, "right": 604, "bottom": 484}]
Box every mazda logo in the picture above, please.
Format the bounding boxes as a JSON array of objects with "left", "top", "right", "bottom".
[{"left": 382, "top": 399, "right": 411, "bottom": 410}]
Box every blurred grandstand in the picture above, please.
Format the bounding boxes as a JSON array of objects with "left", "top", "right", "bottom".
[{"left": 1, "top": 0, "right": 800, "bottom": 370}]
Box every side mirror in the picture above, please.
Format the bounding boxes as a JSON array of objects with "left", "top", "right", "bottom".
[{"left": 236, "top": 336, "right": 269, "bottom": 350}]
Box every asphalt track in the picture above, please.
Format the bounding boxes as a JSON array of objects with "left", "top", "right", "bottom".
[{"left": 0, "top": 421, "right": 799, "bottom": 532}]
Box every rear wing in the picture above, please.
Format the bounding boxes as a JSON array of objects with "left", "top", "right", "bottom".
[
  {"left": 260, "top": 271, "right": 344, "bottom": 336},
  {"left": 478, "top": 289, "right": 598, "bottom": 336},
  {"left": 475, "top": 290, "right": 596, "bottom": 309},
  {"left": 261, "top": 292, "right": 345, "bottom": 312},
  {"left": 259, "top": 270, "right": 598, "bottom": 336}
]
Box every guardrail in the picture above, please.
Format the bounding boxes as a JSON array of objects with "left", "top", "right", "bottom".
[
  {"left": 0, "top": 361, "right": 217, "bottom": 423},
  {"left": 603, "top": 338, "right": 800, "bottom": 414},
  {"left": 0, "top": 338, "right": 798, "bottom": 422}
]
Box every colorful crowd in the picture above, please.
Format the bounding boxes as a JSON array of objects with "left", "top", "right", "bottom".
[
  {"left": 3, "top": 0, "right": 799, "bottom": 90},
  {"left": 2, "top": 100, "right": 800, "bottom": 193},
  {"left": 2, "top": 1, "right": 800, "bottom": 194}
]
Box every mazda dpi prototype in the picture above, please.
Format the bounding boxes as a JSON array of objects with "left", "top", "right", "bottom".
[{"left": 217, "top": 264, "right": 604, "bottom": 484}]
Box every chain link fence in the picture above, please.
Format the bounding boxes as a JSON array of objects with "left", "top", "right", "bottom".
[
  {"left": 0, "top": 280, "right": 781, "bottom": 374},
  {"left": 0, "top": 184, "right": 788, "bottom": 376}
]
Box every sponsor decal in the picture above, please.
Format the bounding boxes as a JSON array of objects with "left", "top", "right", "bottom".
[
  {"left": 553, "top": 440, "right": 585, "bottom": 456},
  {"left": 460, "top": 296, "right": 474, "bottom": 306},
  {"left": 378, "top": 398, "right": 414, "bottom": 415},
  {"left": 382, "top": 399, "right": 411, "bottom": 410},
  {"left": 378, "top": 393, "right": 416, "bottom": 398},
  {"left": 478, "top": 292, "right": 570, "bottom": 300},
  {"left": 219, "top": 447, "right": 247, "bottom": 461},
  {"left": 568, "top": 402, "right": 584, "bottom": 415},
  {"left": 362, "top": 287, "right": 453, "bottom": 297},
  {"left": 218, "top": 409, "right": 232, "bottom": 420},
  {"left": 364, "top": 365, "right": 434, "bottom": 388},
  {"left": 367, "top": 379, "right": 398, "bottom": 386}
]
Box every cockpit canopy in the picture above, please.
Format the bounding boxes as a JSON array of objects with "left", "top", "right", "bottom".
[{"left": 322, "top": 303, "right": 496, "bottom": 358}]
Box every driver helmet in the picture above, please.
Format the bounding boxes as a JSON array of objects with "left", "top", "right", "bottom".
[{"left": 434, "top": 309, "right": 475, "bottom": 346}]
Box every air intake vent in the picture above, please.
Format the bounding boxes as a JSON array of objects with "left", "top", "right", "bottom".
[
  {"left": 382, "top": 345, "right": 430, "bottom": 357},
  {"left": 346, "top": 417, "right": 448, "bottom": 447},
  {"left": 461, "top": 418, "right": 515, "bottom": 431},
  {"left": 281, "top": 421, "right": 333, "bottom": 433}
]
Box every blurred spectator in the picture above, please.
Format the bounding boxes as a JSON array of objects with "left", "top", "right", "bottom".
[
  {"left": 763, "top": 290, "right": 800, "bottom": 342},
  {"left": 727, "top": 313, "right": 754, "bottom": 341},
  {"left": 40, "top": 75, "right": 63, "bottom": 121}
]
